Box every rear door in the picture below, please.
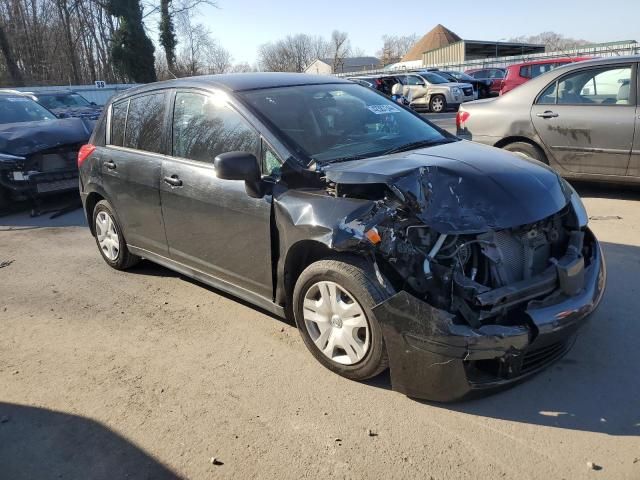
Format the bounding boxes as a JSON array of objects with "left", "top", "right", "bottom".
[
  {"left": 159, "top": 89, "right": 273, "bottom": 298},
  {"left": 531, "top": 63, "right": 636, "bottom": 176},
  {"left": 101, "top": 91, "right": 170, "bottom": 254}
]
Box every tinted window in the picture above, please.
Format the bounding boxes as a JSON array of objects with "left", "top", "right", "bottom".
[
  {"left": 489, "top": 69, "right": 505, "bottom": 79},
  {"left": 37, "top": 93, "right": 91, "bottom": 109},
  {"left": 423, "top": 73, "right": 448, "bottom": 84},
  {"left": 124, "top": 93, "right": 167, "bottom": 154},
  {"left": 172, "top": 92, "right": 259, "bottom": 163},
  {"left": 241, "top": 84, "right": 451, "bottom": 163},
  {"left": 404, "top": 75, "right": 424, "bottom": 86},
  {"left": 110, "top": 100, "right": 128, "bottom": 146}
]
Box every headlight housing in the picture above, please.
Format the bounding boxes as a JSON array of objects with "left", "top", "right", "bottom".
[{"left": 452, "top": 87, "right": 461, "bottom": 95}]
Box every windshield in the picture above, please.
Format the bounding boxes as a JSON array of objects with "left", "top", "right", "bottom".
[
  {"left": 448, "top": 71, "right": 475, "bottom": 81},
  {"left": 423, "top": 73, "right": 449, "bottom": 84},
  {"left": 37, "top": 92, "right": 91, "bottom": 109},
  {"left": 0, "top": 96, "right": 56, "bottom": 124},
  {"left": 240, "top": 83, "right": 452, "bottom": 163}
]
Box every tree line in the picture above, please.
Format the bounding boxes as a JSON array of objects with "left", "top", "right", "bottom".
[
  {"left": 0, "top": 3, "right": 590, "bottom": 89},
  {"left": 0, "top": 0, "right": 243, "bottom": 87}
]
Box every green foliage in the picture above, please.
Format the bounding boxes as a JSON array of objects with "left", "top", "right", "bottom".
[{"left": 107, "top": 0, "right": 157, "bottom": 83}]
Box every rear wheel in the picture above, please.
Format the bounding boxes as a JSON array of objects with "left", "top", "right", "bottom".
[
  {"left": 293, "top": 258, "right": 390, "bottom": 381},
  {"left": 93, "top": 200, "right": 140, "bottom": 270},
  {"left": 429, "top": 94, "right": 446, "bottom": 113},
  {"left": 503, "top": 141, "right": 548, "bottom": 164}
]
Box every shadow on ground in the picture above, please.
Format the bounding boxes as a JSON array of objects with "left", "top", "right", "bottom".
[
  {"left": 0, "top": 403, "right": 181, "bottom": 480},
  {"left": 0, "top": 192, "right": 85, "bottom": 229}
]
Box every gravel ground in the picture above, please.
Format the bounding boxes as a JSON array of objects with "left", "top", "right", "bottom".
[{"left": 1, "top": 184, "right": 639, "bottom": 480}]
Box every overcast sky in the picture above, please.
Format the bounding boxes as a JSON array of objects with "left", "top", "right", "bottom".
[{"left": 197, "top": 0, "right": 639, "bottom": 65}]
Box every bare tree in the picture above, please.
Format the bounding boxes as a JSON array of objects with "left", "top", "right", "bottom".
[
  {"left": 329, "top": 30, "right": 351, "bottom": 72},
  {"left": 258, "top": 34, "right": 329, "bottom": 72},
  {"left": 377, "top": 34, "right": 418, "bottom": 65},
  {"left": 509, "top": 32, "right": 591, "bottom": 52}
]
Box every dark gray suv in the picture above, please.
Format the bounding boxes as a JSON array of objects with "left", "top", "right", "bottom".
[{"left": 79, "top": 73, "right": 605, "bottom": 401}]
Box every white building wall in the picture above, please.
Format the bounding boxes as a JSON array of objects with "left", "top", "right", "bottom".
[{"left": 304, "top": 60, "right": 332, "bottom": 75}]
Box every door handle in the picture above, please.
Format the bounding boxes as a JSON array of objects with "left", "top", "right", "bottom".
[
  {"left": 536, "top": 111, "right": 559, "bottom": 118},
  {"left": 163, "top": 175, "right": 183, "bottom": 187},
  {"left": 104, "top": 160, "right": 116, "bottom": 170}
]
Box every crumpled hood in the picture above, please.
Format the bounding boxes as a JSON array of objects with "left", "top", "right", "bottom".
[
  {"left": 0, "top": 118, "right": 91, "bottom": 157},
  {"left": 321, "top": 140, "right": 570, "bottom": 234}
]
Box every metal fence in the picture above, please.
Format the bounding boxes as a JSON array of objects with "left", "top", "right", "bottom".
[
  {"left": 335, "top": 42, "right": 640, "bottom": 77},
  {"left": 12, "top": 83, "right": 138, "bottom": 106}
]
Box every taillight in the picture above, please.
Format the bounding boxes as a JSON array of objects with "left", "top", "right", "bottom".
[
  {"left": 456, "top": 111, "right": 470, "bottom": 129},
  {"left": 77, "top": 144, "right": 96, "bottom": 167}
]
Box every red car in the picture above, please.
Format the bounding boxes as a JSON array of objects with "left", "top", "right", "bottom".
[{"left": 499, "top": 57, "right": 592, "bottom": 95}]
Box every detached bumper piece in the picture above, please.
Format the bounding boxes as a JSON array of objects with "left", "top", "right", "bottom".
[{"left": 372, "top": 229, "right": 605, "bottom": 402}]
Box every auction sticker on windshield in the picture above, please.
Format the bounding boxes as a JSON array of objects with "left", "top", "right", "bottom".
[{"left": 367, "top": 104, "right": 401, "bottom": 114}]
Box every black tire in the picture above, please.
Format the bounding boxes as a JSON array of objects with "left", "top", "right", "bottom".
[
  {"left": 0, "top": 186, "right": 9, "bottom": 213},
  {"left": 503, "top": 141, "right": 548, "bottom": 164},
  {"left": 92, "top": 199, "right": 140, "bottom": 270},
  {"left": 292, "top": 257, "right": 391, "bottom": 381},
  {"left": 429, "top": 94, "right": 447, "bottom": 113}
]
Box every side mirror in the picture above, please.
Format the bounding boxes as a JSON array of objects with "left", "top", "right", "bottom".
[
  {"left": 90, "top": 101, "right": 97, "bottom": 106},
  {"left": 214, "top": 151, "right": 263, "bottom": 198}
]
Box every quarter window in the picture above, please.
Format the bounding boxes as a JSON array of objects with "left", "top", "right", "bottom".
[
  {"left": 172, "top": 92, "right": 259, "bottom": 163},
  {"left": 123, "top": 93, "right": 167, "bottom": 153},
  {"left": 110, "top": 100, "right": 128, "bottom": 147},
  {"left": 404, "top": 75, "right": 424, "bottom": 86}
]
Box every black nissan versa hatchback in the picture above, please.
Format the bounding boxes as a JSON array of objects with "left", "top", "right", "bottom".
[{"left": 79, "top": 73, "right": 605, "bottom": 401}]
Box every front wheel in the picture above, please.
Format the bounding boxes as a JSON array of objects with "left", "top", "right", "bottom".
[
  {"left": 429, "top": 94, "right": 446, "bottom": 113},
  {"left": 293, "top": 258, "right": 390, "bottom": 381}
]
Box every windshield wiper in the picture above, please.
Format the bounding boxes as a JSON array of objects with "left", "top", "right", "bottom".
[{"left": 383, "top": 138, "right": 453, "bottom": 155}]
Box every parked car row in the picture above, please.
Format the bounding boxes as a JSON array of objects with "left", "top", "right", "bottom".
[
  {"left": 466, "top": 57, "right": 592, "bottom": 96},
  {"left": 348, "top": 71, "right": 477, "bottom": 112}
]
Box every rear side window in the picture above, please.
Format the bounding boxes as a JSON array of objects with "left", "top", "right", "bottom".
[
  {"left": 123, "top": 93, "right": 167, "bottom": 154},
  {"left": 110, "top": 100, "right": 128, "bottom": 146},
  {"left": 172, "top": 91, "right": 259, "bottom": 163}
]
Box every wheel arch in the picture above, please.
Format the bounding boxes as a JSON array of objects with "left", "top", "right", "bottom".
[{"left": 494, "top": 136, "right": 549, "bottom": 162}]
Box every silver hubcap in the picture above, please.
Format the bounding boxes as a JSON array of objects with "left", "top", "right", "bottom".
[
  {"left": 431, "top": 97, "right": 444, "bottom": 112},
  {"left": 302, "top": 281, "right": 369, "bottom": 365},
  {"left": 95, "top": 211, "right": 120, "bottom": 261}
]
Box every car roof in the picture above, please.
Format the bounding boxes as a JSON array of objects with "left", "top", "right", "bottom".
[{"left": 111, "top": 73, "right": 352, "bottom": 103}]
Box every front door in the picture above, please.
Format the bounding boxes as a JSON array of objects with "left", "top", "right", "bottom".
[
  {"left": 159, "top": 90, "right": 273, "bottom": 299},
  {"left": 101, "top": 92, "right": 170, "bottom": 254},
  {"left": 531, "top": 64, "right": 636, "bottom": 176}
]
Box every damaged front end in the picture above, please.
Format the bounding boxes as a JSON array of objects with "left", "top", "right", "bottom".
[
  {"left": 0, "top": 118, "right": 91, "bottom": 205},
  {"left": 280, "top": 147, "right": 605, "bottom": 401}
]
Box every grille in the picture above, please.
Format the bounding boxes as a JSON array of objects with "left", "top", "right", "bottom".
[
  {"left": 462, "top": 87, "right": 473, "bottom": 96},
  {"left": 521, "top": 341, "right": 568, "bottom": 374}
]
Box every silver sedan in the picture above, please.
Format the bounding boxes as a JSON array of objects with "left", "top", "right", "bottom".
[{"left": 456, "top": 56, "right": 639, "bottom": 183}]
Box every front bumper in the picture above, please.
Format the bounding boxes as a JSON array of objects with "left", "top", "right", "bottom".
[
  {"left": 372, "top": 229, "right": 606, "bottom": 402},
  {"left": 0, "top": 168, "right": 79, "bottom": 196}
]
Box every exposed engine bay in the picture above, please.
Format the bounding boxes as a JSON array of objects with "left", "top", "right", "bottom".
[{"left": 317, "top": 163, "right": 590, "bottom": 330}]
